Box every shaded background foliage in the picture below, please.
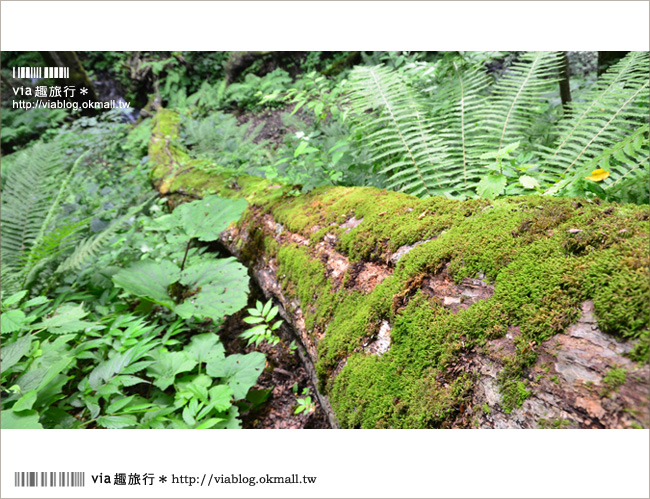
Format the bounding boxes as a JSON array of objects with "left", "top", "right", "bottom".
[{"left": 1, "top": 51, "right": 647, "bottom": 429}]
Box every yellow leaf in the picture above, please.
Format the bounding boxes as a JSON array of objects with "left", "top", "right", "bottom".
[{"left": 585, "top": 169, "right": 610, "bottom": 182}]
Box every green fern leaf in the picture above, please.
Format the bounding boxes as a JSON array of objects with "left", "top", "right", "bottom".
[
  {"left": 348, "top": 65, "right": 452, "bottom": 198},
  {"left": 540, "top": 51, "right": 650, "bottom": 187}
]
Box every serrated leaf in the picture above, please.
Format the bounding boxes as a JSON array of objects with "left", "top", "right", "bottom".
[
  {"left": 22, "top": 296, "right": 50, "bottom": 308},
  {"left": 1, "top": 310, "right": 27, "bottom": 334},
  {"left": 184, "top": 383, "right": 209, "bottom": 403},
  {"left": 96, "top": 415, "right": 137, "bottom": 429},
  {"left": 2, "top": 290, "right": 28, "bottom": 308},
  {"left": 519, "top": 175, "right": 540, "bottom": 190},
  {"left": 184, "top": 333, "right": 225, "bottom": 365},
  {"left": 175, "top": 259, "right": 249, "bottom": 322},
  {"left": 106, "top": 395, "right": 136, "bottom": 414},
  {"left": 208, "top": 384, "right": 233, "bottom": 413},
  {"left": 112, "top": 260, "right": 180, "bottom": 309},
  {"left": 170, "top": 195, "right": 248, "bottom": 242},
  {"left": 1, "top": 409, "right": 43, "bottom": 429},
  {"left": 29, "top": 304, "right": 97, "bottom": 334},
  {"left": 0, "top": 334, "right": 31, "bottom": 374},
  {"left": 147, "top": 350, "right": 197, "bottom": 391},
  {"left": 476, "top": 174, "right": 507, "bottom": 199},
  {"left": 206, "top": 352, "right": 265, "bottom": 399},
  {"left": 214, "top": 405, "right": 241, "bottom": 429}
]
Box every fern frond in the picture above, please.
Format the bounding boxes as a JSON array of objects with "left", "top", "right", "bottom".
[
  {"left": 480, "top": 51, "right": 562, "bottom": 156},
  {"left": 0, "top": 141, "right": 67, "bottom": 271},
  {"left": 540, "top": 51, "right": 650, "bottom": 186},
  {"left": 21, "top": 218, "right": 89, "bottom": 272},
  {"left": 348, "top": 65, "right": 452, "bottom": 198},
  {"left": 548, "top": 124, "right": 650, "bottom": 196},
  {"left": 417, "top": 61, "right": 491, "bottom": 191},
  {"left": 56, "top": 195, "right": 156, "bottom": 274}
]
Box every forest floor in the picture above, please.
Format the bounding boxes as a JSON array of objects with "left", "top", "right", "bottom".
[
  {"left": 237, "top": 103, "right": 313, "bottom": 148},
  {"left": 219, "top": 302, "right": 330, "bottom": 429}
]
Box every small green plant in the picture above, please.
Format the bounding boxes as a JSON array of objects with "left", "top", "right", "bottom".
[
  {"left": 476, "top": 142, "right": 542, "bottom": 199},
  {"left": 241, "top": 300, "right": 283, "bottom": 347},
  {"left": 537, "top": 417, "right": 571, "bottom": 429},
  {"left": 602, "top": 366, "right": 627, "bottom": 395},
  {"left": 292, "top": 384, "right": 315, "bottom": 415}
]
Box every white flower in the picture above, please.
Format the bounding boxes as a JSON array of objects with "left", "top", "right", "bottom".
[{"left": 295, "top": 131, "right": 309, "bottom": 141}]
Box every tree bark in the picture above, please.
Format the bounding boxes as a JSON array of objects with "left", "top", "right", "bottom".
[
  {"left": 597, "top": 51, "right": 629, "bottom": 76},
  {"left": 148, "top": 109, "right": 650, "bottom": 429},
  {"left": 224, "top": 51, "right": 273, "bottom": 85},
  {"left": 558, "top": 51, "right": 572, "bottom": 114}
]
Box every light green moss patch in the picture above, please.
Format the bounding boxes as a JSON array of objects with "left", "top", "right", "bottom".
[{"left": 149, "top": 109, "right": 649, "bottom": 428}]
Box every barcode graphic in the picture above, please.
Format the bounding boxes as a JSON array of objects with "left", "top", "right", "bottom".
[
  {"left": 12, "top": 67, "right": 70, "bottom": 79},
  {"left": 14, "top": 472, "right": 85, "bottom": 487}
]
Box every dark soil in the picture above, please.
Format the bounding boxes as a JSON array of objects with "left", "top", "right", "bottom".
[
  {"left": 236, "top": 103, "right": 314, "bottom": 149},
  {"left": 219, "top": 297, "right": 330, "bottom": 429}
]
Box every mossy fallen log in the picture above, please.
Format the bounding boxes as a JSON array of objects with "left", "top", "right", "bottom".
[{"left": 149, "top": 109, "right": 650, "bottom": 428}]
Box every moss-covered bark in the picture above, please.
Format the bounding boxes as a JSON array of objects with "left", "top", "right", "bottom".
[{"left": 148, "top": 109, "right": 650, "bottom": 428}]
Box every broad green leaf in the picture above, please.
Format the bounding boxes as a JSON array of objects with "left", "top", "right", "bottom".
[
  {"left": 246, "top": 388, "right": 272, "bottom": 408},
  {"left": 15, "top": 356, "right": 72, "bottom": 393},
  {"left": 184, "top": 333, "right": 226, "bottom": 365},
  {"left": 195, "top": 417, "right": 225, "bottom": 429},
  {"left": 476, "top": 174, "right": 507, "bottom": 199},
  {"left": 208, "top": 384, "right": 233, "bottom": 413},
  {"left": 13, "top": 390, "right": 38, "bottom": 412},
  {"left": 171, "top": 195, "right": 248, "bottom": 242},
  {"left": 147, "top": 350, "right": 197, "bottom": 390},
  {"left": 2, "top": 290, "right": 28, "bottom": 308},
  {"left": 206, "top": 352, "right": 265, "bottom": 400},
  {"left": 1, "top": 409, "right": 43, "bottom": 429},
  {"left": 175, "top": 259, "right": 249, "bottom": 322},
  {"left": 519, "top": 175, "right": 540, "bottom": 190},
  {"left": 112, "top": 260, "right": 180, "bottom": 309},
  {"left": 22, "top": 296, "right": 50, "bottom": 308},
  {"left": 29, "top": 304, "right": 97, "bottom": 334},
  {"left": 1, "top": 334, "right": 32, "bottom": 374},
  {"left": 1, "top": 310, "right": 26, "bottom": 334},
  {"left": 266, "top": 306, "right": 279, "bottom": 322},
  {"left": 214, "top": 405, "right": 241, "bottom": 429},
  {"left": 97, "top": 415, "right": 137, "bottom": 429},
  {"left": 184, "top": 383, "right": 209, "bottom": 403},
  {"left": 106, "top": 395, "right": 136, "bottom": 414}
]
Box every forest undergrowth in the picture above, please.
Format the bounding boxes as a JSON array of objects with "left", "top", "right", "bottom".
[{"left": 1, "top": 51, "right": 648, "bottom": 428}]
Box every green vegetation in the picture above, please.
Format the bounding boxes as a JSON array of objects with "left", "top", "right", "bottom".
[
  {"left": 241, "top": 300, "right": 283, "bottom": 347},
  {"left": 2, "top": 51, "right": 648, "bottom": 429},
  {"left": 602, "top": 367, "right": 627, "bottom": 395}
]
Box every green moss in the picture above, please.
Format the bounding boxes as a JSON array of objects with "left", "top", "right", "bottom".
[
  {"left": 273, "top": 186, "right": 491, "bottom": 263},
  {"left": 538, "top": 417, "right": 571, "bottom": 429},
  {"left": 148, "top": 109, "right": 649, "bottom": 428},
  {"left": 603, "top": 367, "right": 627, "bottom": 393},
  {"left": 320, "top": 196, "right": 648, "bottom": 426}
]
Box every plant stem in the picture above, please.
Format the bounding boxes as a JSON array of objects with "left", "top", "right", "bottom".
[{"left": 180, "top": 239, "right": 192, "bottom": 272}]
